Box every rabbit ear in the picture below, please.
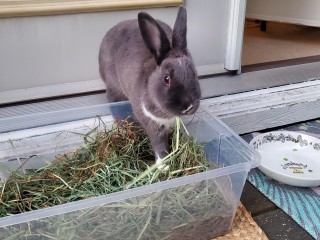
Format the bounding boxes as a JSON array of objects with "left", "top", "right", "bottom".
[
  {"left": 172, "top": 7, "right": 187, "bottom": 52},
  {"left": 138, "top": 12, "right": 171, "bottom": 65}
]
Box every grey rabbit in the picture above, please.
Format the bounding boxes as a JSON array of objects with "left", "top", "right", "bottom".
[{"left": 99, "top": 6, "right": 201, "bottom": 168}]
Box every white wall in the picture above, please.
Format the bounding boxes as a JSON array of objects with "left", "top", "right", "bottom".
[{"left": 0, "top": 0, "right": 230, "bottom": 100}]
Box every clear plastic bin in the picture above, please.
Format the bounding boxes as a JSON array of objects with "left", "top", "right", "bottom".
[{"left": 0, "top": 101, "right": 260, "bottom": 240}]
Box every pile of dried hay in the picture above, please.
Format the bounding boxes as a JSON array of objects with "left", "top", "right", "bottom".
[{"left": 0, "top": 117, "right": 234, "bottom": 240}]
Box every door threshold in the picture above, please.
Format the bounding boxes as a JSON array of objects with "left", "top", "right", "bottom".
[{"left": 241, "top": 55, "right": 320, "bottom": 73}]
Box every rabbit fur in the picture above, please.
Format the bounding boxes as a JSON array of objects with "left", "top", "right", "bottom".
[{"left": 99, "top": 6, "right": 201, "bottom": 167}]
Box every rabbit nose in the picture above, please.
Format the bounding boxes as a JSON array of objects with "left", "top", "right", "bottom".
[{"left": 182, "top": 104, "right": 193, "bottom": 114}]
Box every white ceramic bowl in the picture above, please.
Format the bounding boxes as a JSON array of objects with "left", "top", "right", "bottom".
[{"left": 250, "top": 131, "right": 320, "bottom": 187}]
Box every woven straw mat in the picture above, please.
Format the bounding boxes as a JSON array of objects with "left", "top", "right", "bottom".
[{"left": 214, "top": 203, "right": 268, "bottom": 240}]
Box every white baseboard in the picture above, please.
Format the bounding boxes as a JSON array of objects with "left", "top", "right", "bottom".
[
  {"left": 246, "top": 13, "right": 320, "bottom": 27},
  {"left": 0, "top": 79, "right": 106, "bottom": 105}
]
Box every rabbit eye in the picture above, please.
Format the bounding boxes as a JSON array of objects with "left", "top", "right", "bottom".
[{"left": 164, "top": 75, "right": 171, "bottom": 86}]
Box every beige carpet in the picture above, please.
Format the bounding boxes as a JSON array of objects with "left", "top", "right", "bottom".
[{"left": 242, "top": 21, "right": 320, "bottom": 65}]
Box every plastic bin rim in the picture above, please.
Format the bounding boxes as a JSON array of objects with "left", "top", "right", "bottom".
[
  {"left": 0, "top": 101, "right": 260, "bottom": 227},
  {"left": 0, "top": 102, "right": 261, "bottom": 169}
]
